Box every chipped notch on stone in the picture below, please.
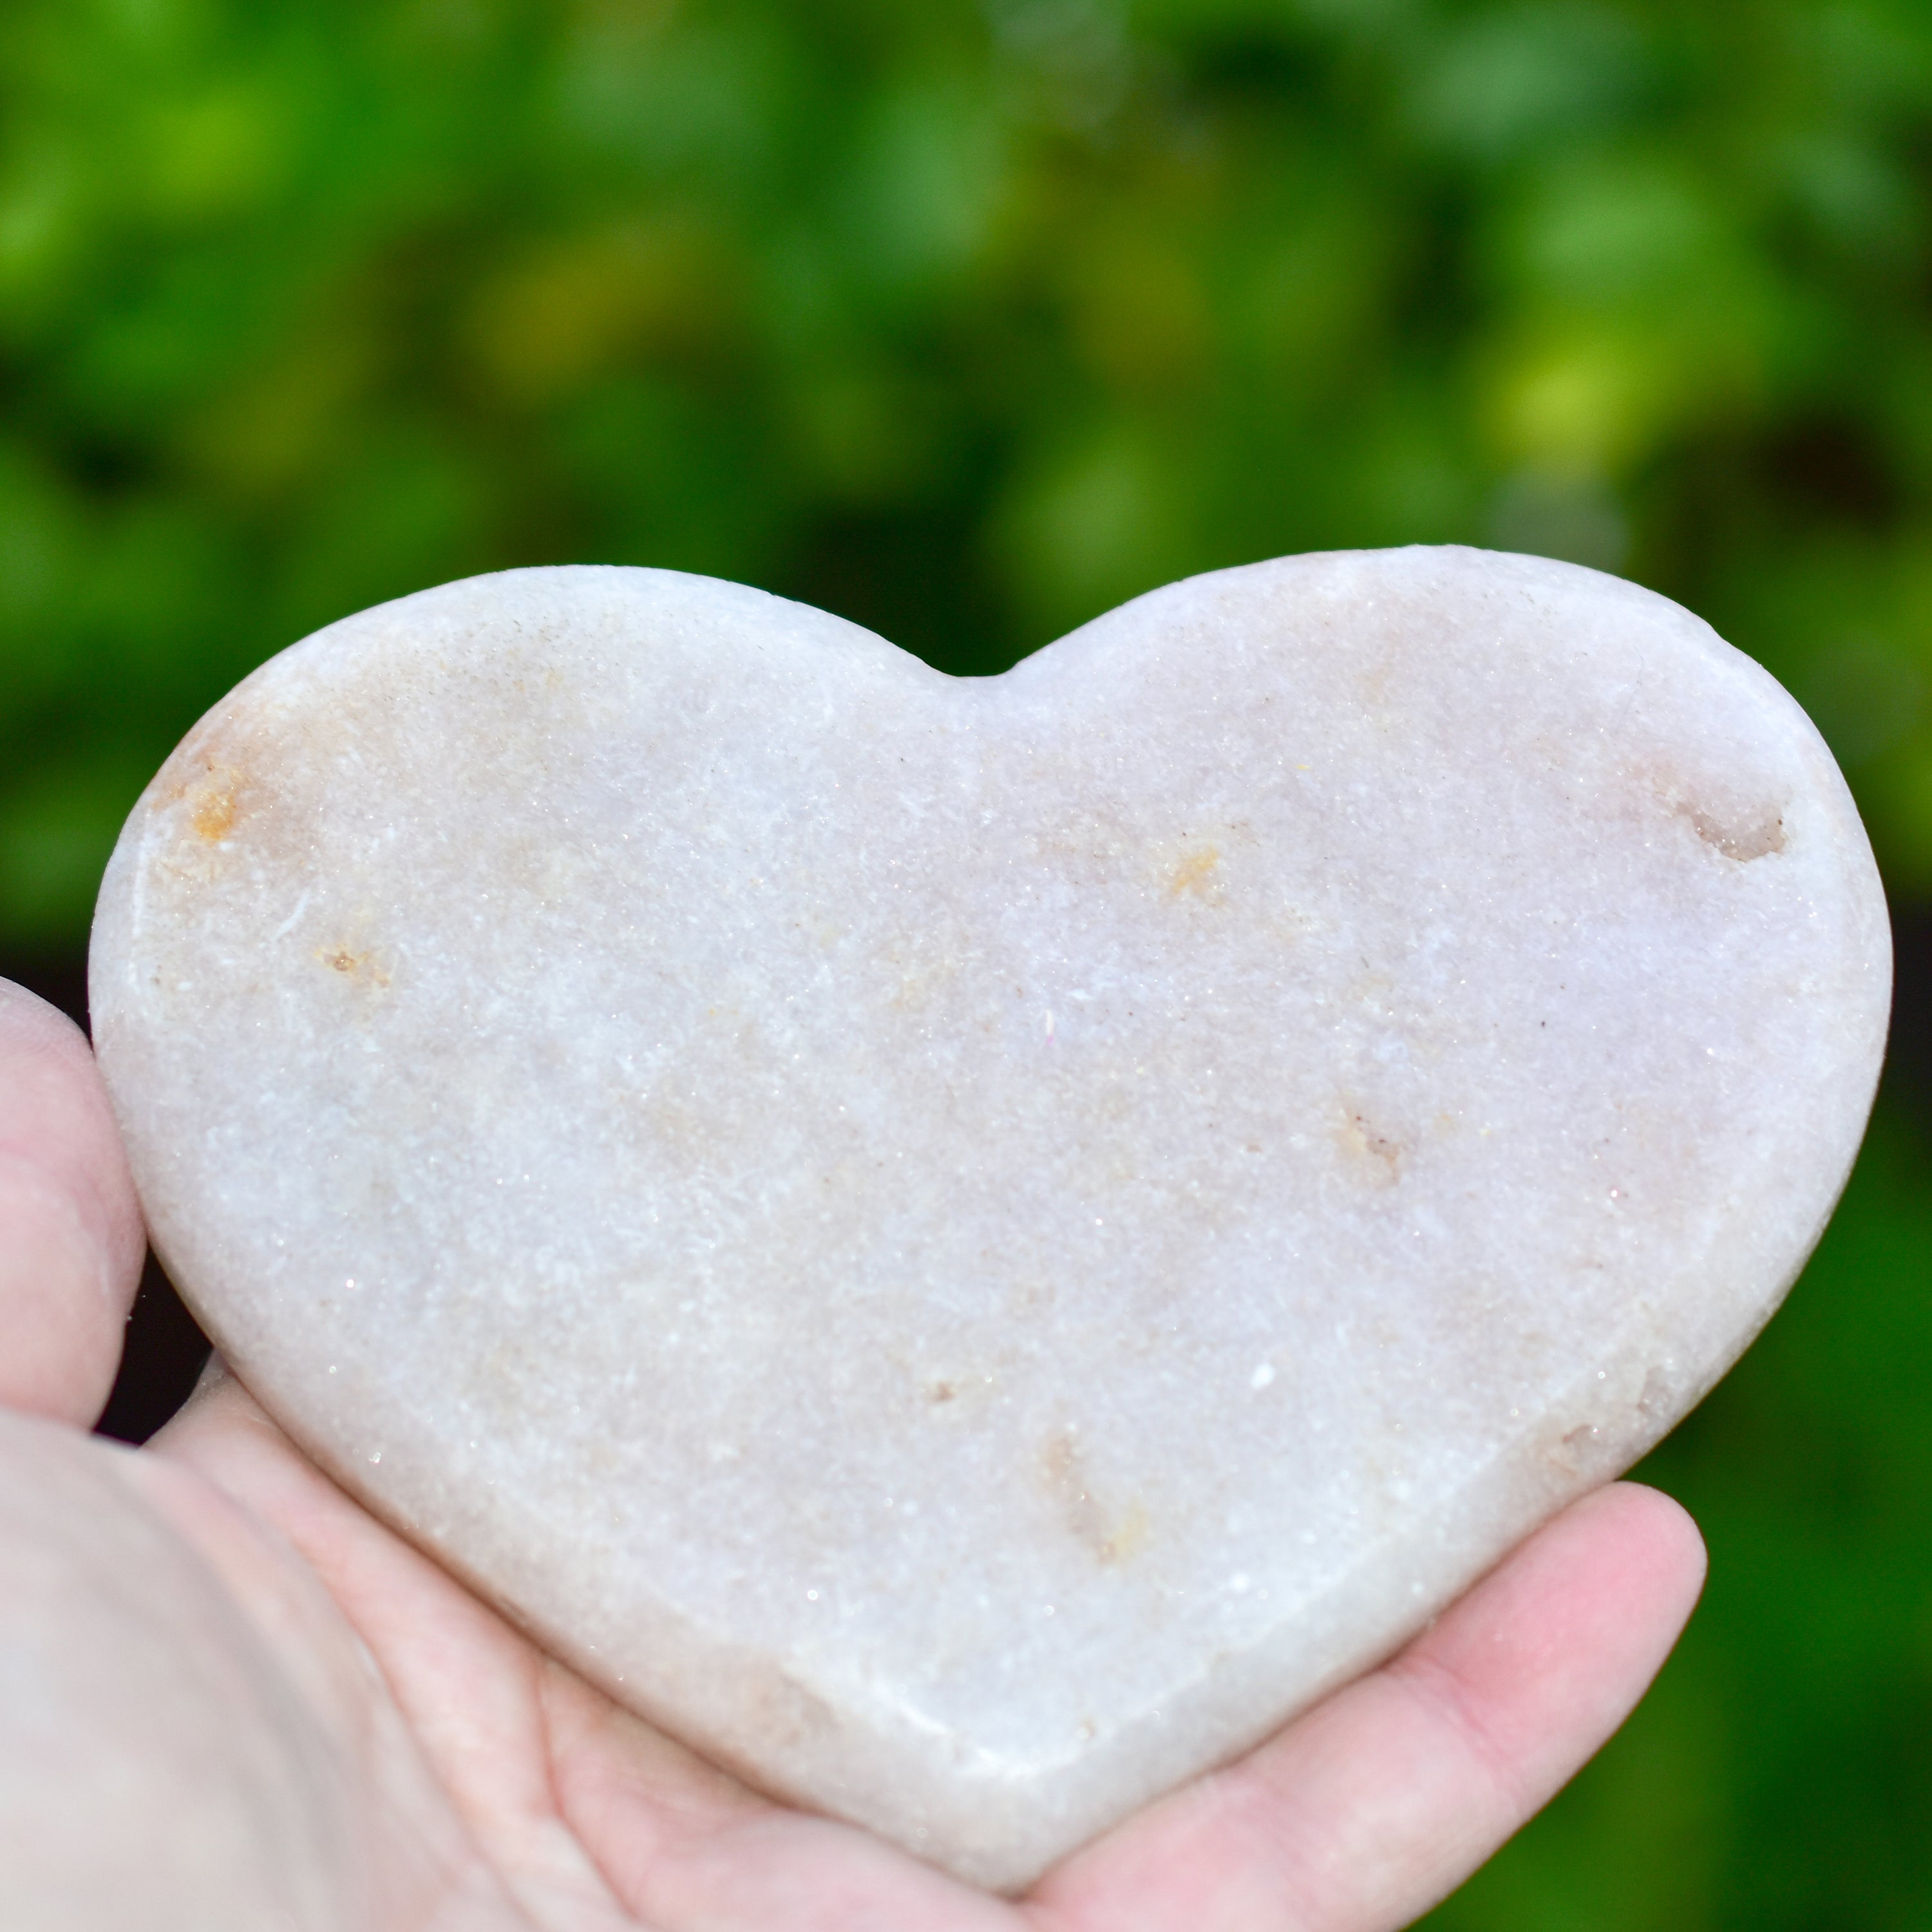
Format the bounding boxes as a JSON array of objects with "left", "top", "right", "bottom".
[{"left": 1678, "top": 799, "right": 1788, "bottom": 862}]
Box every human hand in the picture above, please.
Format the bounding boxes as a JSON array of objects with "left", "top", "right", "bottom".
[{"left": 0, "top": 977, "right": 1706, "bottom": 1930}]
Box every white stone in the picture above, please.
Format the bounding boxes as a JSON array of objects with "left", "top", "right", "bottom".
[{"left": 90, "top": 549, "right": 1889, "bottom": 1891}]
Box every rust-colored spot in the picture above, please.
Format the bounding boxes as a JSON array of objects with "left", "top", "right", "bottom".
[
  {"left": 927, "top": 1380, "right": 956, "bottom": 1405},
  {"left": 1336, "top": 1107, "right": 1402, "bottom": 1185},
  {"left": 1679, "top": 802, "right": 1786, "bottom": 862},
  {"left": 1039, "top": 1429, "right": 1148, "bottom": 1565},
  {"left": 317, "top": 945, "right": 391, "bottom": 989},
  {"left": 187, "top": 764, "right": 245, "bottom": 842},
  {"left": 1168, "top": 843, "right": 1221, "bottom": 898}
]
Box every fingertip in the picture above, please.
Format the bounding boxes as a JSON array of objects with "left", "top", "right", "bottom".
[
  {"left": 1387, "top": 1478, "right": 1709, "bottom": 1815},
  {"left": 1030, "top": 1481, "right": 1713, "bottom": 1932},
  {"left": 1601, "top": 1479, "right": 1709, "bottom": 1602},
  {"left": 1523, "top": 1479, "right": 1709, "bottom": 1661},
  {"left": 0, "top": 980, "right": 146, "bottom": 1424}
]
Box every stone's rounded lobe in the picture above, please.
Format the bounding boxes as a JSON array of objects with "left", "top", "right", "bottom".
[{"left": 90, "top": 549, "right": 1889, "bottom": 1891}]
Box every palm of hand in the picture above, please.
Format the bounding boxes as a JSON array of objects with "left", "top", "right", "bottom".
[{"left": 1, "top": 980, "right": 1705, "bottom": 1931}]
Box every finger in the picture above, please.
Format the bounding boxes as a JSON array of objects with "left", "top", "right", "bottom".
[
  {"left": 156, "top": 1368, "right": 664, "bottom": 1929},
  {"left": 0, "top": 1403, "right": 527, "bottom": 1931},
  {"left": 154, "top": 1368, "right": 650, "bottom": 1929},
  {"left": 1027, "top": 1482, "right": 1706, "bottom": 1932},
  {"left": 158, "top": 1370, "right": 1019, "bottom": 1932},
  {"left": 0, "top": 980, "right": 146, "bottom": 1422},
  {"left": 540, "top": 1664, "right": 1019, "bottom": 1932}
]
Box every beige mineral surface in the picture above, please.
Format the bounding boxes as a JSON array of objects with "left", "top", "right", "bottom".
[{"left": 90, "top": 549, "right": 1889, "bottom": 1890}]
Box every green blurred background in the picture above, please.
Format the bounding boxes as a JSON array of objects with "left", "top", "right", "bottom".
[{"left": 1, "top": 0, "right": 1927, "bottom": 1922}]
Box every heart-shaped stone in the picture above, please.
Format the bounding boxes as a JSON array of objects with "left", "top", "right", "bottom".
[{"left": 91, "top": 549, "right": 1888, "bottom": 1890}]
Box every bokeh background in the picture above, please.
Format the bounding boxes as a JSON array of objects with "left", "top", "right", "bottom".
[{"left": 0, "top": 0, "right": 1927, "bottom": 1922}]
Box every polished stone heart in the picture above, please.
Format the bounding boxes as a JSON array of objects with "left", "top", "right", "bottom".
[{"left": 91, "top": 549, "right": 1888, "bottom": 1890}]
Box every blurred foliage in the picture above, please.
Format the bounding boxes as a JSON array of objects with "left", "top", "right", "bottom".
[
  {"left": 0, "top": 0, "right": 1927, "bottom": 1923},
  {"left": 10, "top": 0, "right": 1932, "bottom": 933}
]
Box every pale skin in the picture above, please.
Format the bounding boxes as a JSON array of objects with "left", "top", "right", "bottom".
[{"left": 0, "top": 977, "right": 1707, "bottom": 1931}]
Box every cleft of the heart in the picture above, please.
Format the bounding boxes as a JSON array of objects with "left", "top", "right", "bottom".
[{"left": 90, "top": 547, "right": 1889, "bottom": 1891}]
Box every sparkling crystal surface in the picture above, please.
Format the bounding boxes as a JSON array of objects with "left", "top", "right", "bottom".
[{"left": 90, "top": 549, "right": 1889, "bottom": 1889}]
